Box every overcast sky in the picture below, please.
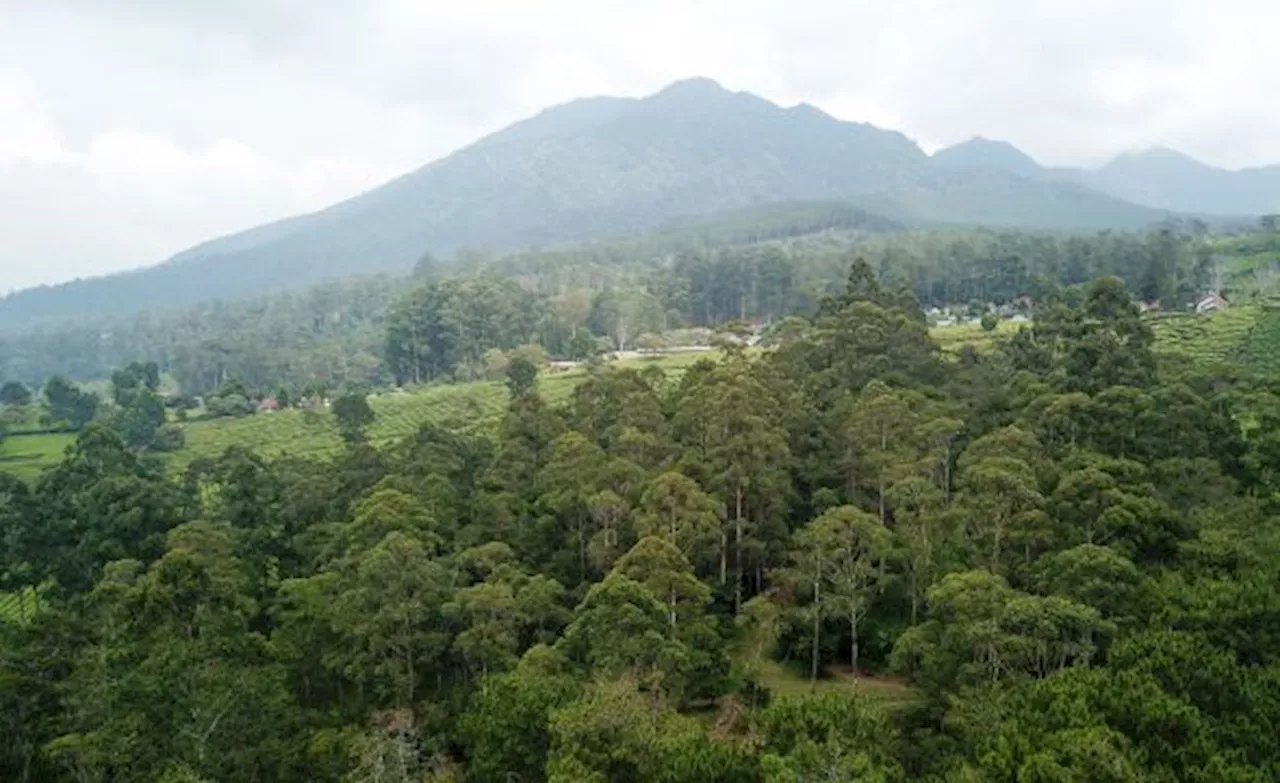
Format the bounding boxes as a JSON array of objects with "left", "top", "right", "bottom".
[{"left": 1, "top": 0, "right": 1278, "bottom": 293}]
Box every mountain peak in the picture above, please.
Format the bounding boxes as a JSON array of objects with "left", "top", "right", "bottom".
[
  {"left": 653, "top": 76, "right": 729, "bottom": 98},
  {"left": 932, "top": 137, "right": 1043, "bottom": 178},
  {"left": 1104, "top": 146, "right": 1213, "bottom": 173}
]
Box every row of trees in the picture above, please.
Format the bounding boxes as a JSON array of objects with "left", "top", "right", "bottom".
[{"left": 3, "top": 260, "right": 1279, "bottom": 781}]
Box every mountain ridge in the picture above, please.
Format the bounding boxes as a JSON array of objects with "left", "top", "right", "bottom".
[
  {"left": 932, "top": 138, "right": 1280, "bottom": 216},
  {"left": 0, "top": 79, "right": 1206, "bottom": 330}
]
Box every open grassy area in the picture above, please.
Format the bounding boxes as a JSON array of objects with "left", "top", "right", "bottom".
[
  {"left": 0, "top": 432, "right": 76, "bottom": 482},
  {"left": 751, "top": 659, "right": 918, "bottom": 710},
  {"left": 931, "top": 317, "right": 1024, "bottom": 355}
]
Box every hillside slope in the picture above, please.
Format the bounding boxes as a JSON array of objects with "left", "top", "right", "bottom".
[
  {"left": 0, "top": 79, "right": 1172, "bottom": 330},
  {"left": 1086, "top": 148, "right": 1280, "bottom": 216}
]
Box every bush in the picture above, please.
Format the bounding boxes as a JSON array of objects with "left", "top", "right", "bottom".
[
  {"left": 206, "top": 394, "right": 255, "bottom": 419},
  {"left": 151, "top": 425, "right": 186, "bottom": 453}
]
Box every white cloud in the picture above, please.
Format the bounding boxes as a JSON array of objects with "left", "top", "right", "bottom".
[{"left": 1, "top": 0, "right": 1279, "bottom": 290}]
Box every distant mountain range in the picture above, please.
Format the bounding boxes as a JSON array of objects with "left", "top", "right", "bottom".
[
  {"left": 1, "top": 77, "right": 1276, "bottom": 330},
  {"left": 931, "top": 137, "right": 1280, "bottom": 216}
]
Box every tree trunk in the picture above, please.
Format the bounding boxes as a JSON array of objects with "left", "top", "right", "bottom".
[
  {"left": 734, "top": 486, "right": 745, "bottom": 613},
  {"left": 910, "top": 569, "right": 919, "bottom": 625},
  {"left": 719, "top": 530, "right": 728, "bottom": 586},
  {"left": 578, "top": 515, "right": 587, "bottom": 583},
  {"left": 878, "top": 478, "right": 886, "bottom": 523},
  {"left": 992, "top": 522, "right": 1003, "bottom": 573},
  {"left": 850, "top": 609, "right": 860, "bottom": 674},
  {"left": 943, "top": 445, "right": 952, "bottom": 504},
  {"left": 810, "top": 578, "right": 821, "bottom": 687}
]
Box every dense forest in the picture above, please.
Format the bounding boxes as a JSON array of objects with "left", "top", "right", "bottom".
[
  {"left": 0, "top": 216, "right": 1228, "bottom": 394},
  {"left": 4, "top": 259, "right": 1280, "bottom": 781}
]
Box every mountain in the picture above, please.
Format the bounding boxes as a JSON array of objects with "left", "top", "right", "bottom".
[
  {"left": 931, "top": 139, "right": 1280, "bottom": 218},
  {"left": 931, "top": 137, "right": 1044, "bottom": 179},
  {"left": 1086, "top": 148, "right": 1280, "bottom": 216},
  {"left": 0, "top": 78, "right": 1173, "bottom": 331}
]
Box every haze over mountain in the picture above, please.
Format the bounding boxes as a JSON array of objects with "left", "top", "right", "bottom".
[
  {"left": 933, "top": 139, "right": 1280, "bottom": 217},
  {"left": 931, "top": 137, "right": 1046, "bottom": 180},
  {"left": 0, "top": 78, "right": 1219, "bottom": 330}
]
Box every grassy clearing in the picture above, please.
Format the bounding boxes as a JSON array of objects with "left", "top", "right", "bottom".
[
  {"left": 0, "top": 432, "right": 75, "bottom": 482},
  {"left": 931, "top": 318, "right": 1024, "bottom": 355},
  {"left": 751, "top": 659, "right": 919, "bottom": 709}
]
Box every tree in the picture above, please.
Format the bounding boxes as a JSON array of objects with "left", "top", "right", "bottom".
[
  {"left": 556, "top": 572, "right": 687, "bottom": 696},
  {"left": 459, "top": 667, "right": 578, "bottom": 783},
  {"left": 892, "top": 570, "right": 1109, "bottom": 691},
  {"left": 785, "top": 506, "right": 891, "bottom": 677},
  {"left": 612, "top": 537, "right": 712, "bottom": 631},
  {"left": 505, "top": 353, "right": 539, "bottom": 400},
  {"left": 332, "top": 392, "right": 375, "bottom": 444},
  {"left": 540, "top": 432, "right": 610, "bottom": 582},
  {"left": 110, "top": 361, "right": 167, "bottom": 450},
  {"left": 674, "top": 361, "right": 790, "bottom": 611},
  {"left": 755, "top": 694, "right": 904, "bottom": 782},
  {"left": 43, "top": 376, "right": 99, "bottom": 431},
  {"left": 308, "top": 531, "right": 451, "bottom": 709},
  {"left": 633, "top": 472, "right": 721, "bottom": 570},
  {"left": 887, "top": 476, "right": 947, "bottom": 624},
  {"left": 980, "top": 311, "right": 999, "bottom": 332},
  {"left": 0, "top": 381, "right": 31, "bottom": 407},
  {"left": 545, "top": 680, "right": 751, "bottom": 783},
  {"left": 51, "top": 522, "right": 297, "bottom": 783},
  {"left": 956, "top": 427, "right": 1046, "bottom": 572},
  {"left": 844, "top": 380, "right": 922, "bottom": 521},
  {"left": 1033, "top": 544, "right": 1144, "bottom": 620}
]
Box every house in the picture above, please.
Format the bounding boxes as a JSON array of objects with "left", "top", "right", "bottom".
[
  {"left": 257, "top": 396, "right": 281, "bottom": 413},
  {"left": 547, "top": 360, "right": 580, "bottom": 374},
  {"left": 1195, "top": 291, "right": 1228, "bottom": 315}
]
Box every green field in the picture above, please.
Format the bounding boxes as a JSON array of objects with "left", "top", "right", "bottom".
[
  {"left": 0, "top": 432, "right": 76, "bottom": 482},
  {"left": 1148, "top": 305, "right": 1260, "bottom": 369},
  {"left": 931, "top": 318, "right": 1024, "bottom": 354},
  {"left": 750, "top": 659, "right": 918, "bottom": 710},
  {"left": 0, "top": 353, "right": 714, "bottom": 481},
  {"left": 174, "top": 352, "right": 708, "bottom": 470}
]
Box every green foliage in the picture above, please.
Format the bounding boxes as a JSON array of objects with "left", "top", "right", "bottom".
[
  {"left": 0, "top": 381, "right": 32, "bottom": 407},
  {"left": 6, "top": 255, "right": 1280, "bottom": 783},
  {"left": 332, "top": 393, "right": 375, "bottom": 444},
  {"left": 42, "top": 376, "right": 99, "bottom": 431}
]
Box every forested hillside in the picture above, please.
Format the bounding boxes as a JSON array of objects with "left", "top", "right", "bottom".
[
  {"left": 5, "top": 262, "right": 1280, "bottom": 781},
  {"left": 0, "top": 216, "right": 1239, "bottom": 392},
  {"left": 0, "top": 79, "right": 1173, "bottom": 331}
]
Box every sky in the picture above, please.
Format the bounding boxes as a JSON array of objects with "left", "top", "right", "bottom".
[{"left": 1, "top": 0, "right": 1278, "bottom": 292}]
